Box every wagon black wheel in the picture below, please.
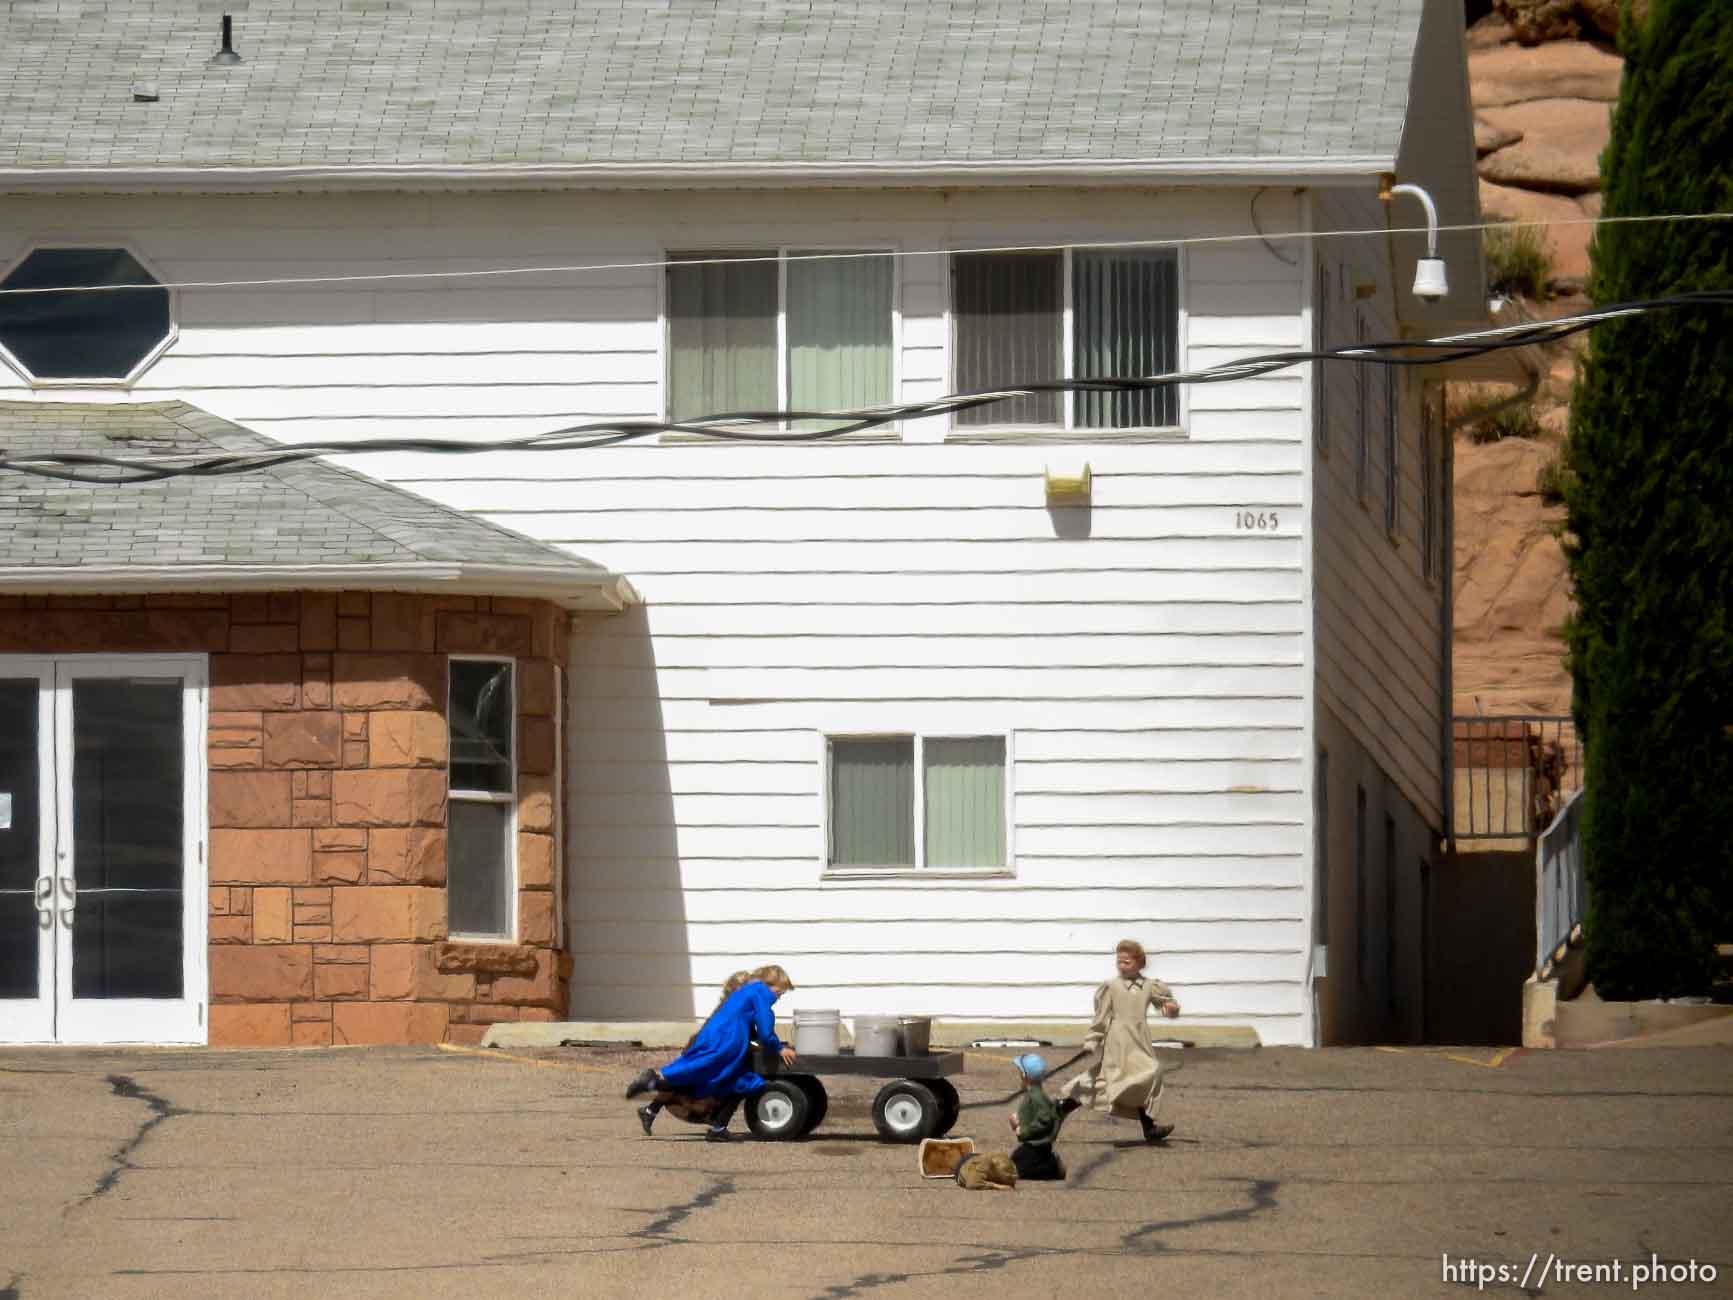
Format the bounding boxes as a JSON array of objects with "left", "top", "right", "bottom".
[
  {"left": 872, "top": 1079, "right": 939, "bottom": 1144},
  {"left": 789, "top": 1075, "right": 829, "bottom": 1134},
  {"left": 925, "top": 1077, "right": 960, "bottom": 1137},
  {"left": 745, "top": 1079, "right": 810, "bottom": 1141}
]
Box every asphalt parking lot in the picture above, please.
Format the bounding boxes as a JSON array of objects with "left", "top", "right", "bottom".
[{"left": 2, "top": 1040, "right": 1729, "bottom": 1298}]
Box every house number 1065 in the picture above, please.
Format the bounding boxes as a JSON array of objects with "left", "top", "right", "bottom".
[{"left": 1235, "top": 511, "right": 1280, "bottom": 531}]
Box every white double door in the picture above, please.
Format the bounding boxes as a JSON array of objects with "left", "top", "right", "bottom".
[{"left": 0, "top": 655, "right": 206, "bottom": 1044}]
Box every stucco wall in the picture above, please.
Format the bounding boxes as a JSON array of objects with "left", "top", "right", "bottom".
[{"left": 0, "top": 589, "right": 569, "bottom": 1045}]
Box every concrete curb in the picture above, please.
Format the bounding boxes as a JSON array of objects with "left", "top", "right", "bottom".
[
  {"left": 482, "top": 1019, "right": 1263, "bottom": 1051},
  {"left": 1523, "top": 978, "right": 1733, "bottom": 1049}
]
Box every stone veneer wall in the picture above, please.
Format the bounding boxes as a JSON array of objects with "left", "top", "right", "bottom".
[{"left": 0, "top": 590, "right": 571, "bottom": 1047}]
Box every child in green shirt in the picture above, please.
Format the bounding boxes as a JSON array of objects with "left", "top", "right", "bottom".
[{"left": 1007, "top": 1053, "right": 1067, "bottom": 1181}]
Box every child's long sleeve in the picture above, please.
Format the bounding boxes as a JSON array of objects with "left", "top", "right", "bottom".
[
  {"left": 1082, "top": 981, "right": 1113, "bottom": 1057},
  {"left": 752, "top": 991, "right": 783, "bottom": 1053}
]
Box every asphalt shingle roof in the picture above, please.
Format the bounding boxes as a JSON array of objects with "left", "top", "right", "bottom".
[
  {"left": 0, "top": 401, "right": 615, "bottom": 582},
  {"left": 0, "top": 2, "right": 1425, "bottom": 174}
]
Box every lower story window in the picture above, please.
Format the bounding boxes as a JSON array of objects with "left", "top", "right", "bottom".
[
  {"left": 448, "top": 658, "right": 516, "bottom": 939},
  {"left": 827, "top": 734, "right": 1007, "bottom": 870}
]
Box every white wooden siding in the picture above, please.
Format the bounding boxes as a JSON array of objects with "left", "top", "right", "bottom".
[
  {"left": 1308, "top": 187, "right": 1448, "bottom": 832},
  {"left": 1, "top": 187, "right": 1323, "bottom": 1043}
]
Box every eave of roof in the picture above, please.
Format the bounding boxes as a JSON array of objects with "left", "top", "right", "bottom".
[
  {"left": 0, "top": 157, "right": 1400, "bottom": 195},
  {"left": 0, "top": 562, "right": 639, "bottom": 611}
]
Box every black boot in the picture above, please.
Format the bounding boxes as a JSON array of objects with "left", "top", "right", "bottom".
[
  {"left": 705, "top": 1095, "right": 742, "bottom": 1141},
  {"left": 638, "top": 1103, "right": 660, "bottom": 1136},
  {"left": 1139, "top": 1113, "right": 1174, "bottom": 1144},
  {"left": 625, "top": 1068, "right": 660, "bottom": 1099}
]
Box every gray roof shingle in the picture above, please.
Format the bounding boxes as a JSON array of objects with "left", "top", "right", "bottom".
[
  {"left": 0, "top": 2, "right": 1425, "bottom": 176},
  {"left": 0, "top": 401, "right": 626, "bottom": 602}
]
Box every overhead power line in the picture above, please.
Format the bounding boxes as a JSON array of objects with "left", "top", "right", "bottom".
[
  {"left": 3, "top": 291, "right": 1729, "bottom": 486},
  {"left": 0, "top": 212, "right": 1728, "bottom": 298}
]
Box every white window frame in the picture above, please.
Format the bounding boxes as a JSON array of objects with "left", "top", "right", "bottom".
[
  {"left": 819, "top": 730, "right": 1015, "bottom": 880},
  {"left": 446, "top": 654, "right": 518, "bottom": 943},
  {"left": 658, "top": 244, "right": 902, "bottom": 440},
  {"left": 945, "top": 244, "right": 1188, "bottom": 441},
  {"left": 0, "top": 239, "right": 179, "bottom": 388}
]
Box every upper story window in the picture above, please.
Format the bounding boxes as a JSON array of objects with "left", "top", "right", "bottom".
[
  {"left": 0, "top": 248, "right": 173, "bottom": 384},
  {"left": 952, "top": 247, "right": 1180, "bottom": 433},
  {"left": 666, "top": 249, "right": 894, "bottom": 426}
]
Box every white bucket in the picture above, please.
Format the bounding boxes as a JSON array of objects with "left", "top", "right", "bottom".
[
  {"left": 793, "top": 1008, "right": 840, "bottom": 1055},
  {"left": 854, "top": 1014, "right": 902, "bottom": 1057}
]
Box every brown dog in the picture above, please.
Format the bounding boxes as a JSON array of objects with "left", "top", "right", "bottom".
[{"left": 955, "top": 1152, "right": 1019, "bottom": 1191}]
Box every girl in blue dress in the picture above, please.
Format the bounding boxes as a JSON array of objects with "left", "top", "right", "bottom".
[{"left": 626, "top": 965, "right": 797, "bottom": 1141}]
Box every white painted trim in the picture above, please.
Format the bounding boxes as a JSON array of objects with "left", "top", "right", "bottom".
[
  {"left": 0, "top": 239, "right": 179, "bottom": 387},
  {"left": 819, "top": 729, "right": 1015, "bottom": 878},
  {"left": 0, "top": 158, "right": 1403, "bottom": 194},
  {"left": 660, "top": 242, "right": 902, "bottom": 441},
  {"left": 654, "top": 256, "right": 670, "bottom": 427},
  {"left": 1175, "top": 241, "right": 1193, "bottom": 435},
  {"left": 817, "top": 730, "right": 831, "bottom": 871},
  {"left": 447, "top": 653, "right": 519, "bottom": 944},
  {"left": 0, "top": 565, "right": 639, "bottom": 611},
  {"left": 0, "top": 658, "right": 56, "bottom": 1044},
  {"left": 1299, "top": 189, "right": 1322, "bottom": 1047},
  {"left": 945, "top": 239, "right": 1188, "bottom": 440},
  {"left": 776, "top": 249, "right": 789, "bottom": 418},
  {"left": 45, "top": 653, "right": 207, "bottom": 1045}
]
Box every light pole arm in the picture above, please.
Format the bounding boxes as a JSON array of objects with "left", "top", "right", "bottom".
[{"left": 1385, "top": 182, "right": 1440, "bottom": 258}]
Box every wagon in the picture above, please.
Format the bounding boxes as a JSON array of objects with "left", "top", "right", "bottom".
[{"left": 744, "top": 1046, "right": 967, "bottom": 1143}]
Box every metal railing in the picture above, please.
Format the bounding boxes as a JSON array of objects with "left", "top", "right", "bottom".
[
  {"left": 1451, "top": 715, "right": 1582, "bottom": 843},
  {"left": 1536, "top": 788, "right": 1585, "bottom": 976}
]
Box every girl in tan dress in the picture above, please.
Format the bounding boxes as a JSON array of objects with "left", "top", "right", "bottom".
[{"left": 1057, "top": 939, "right": 1181, "bottom": 1143}]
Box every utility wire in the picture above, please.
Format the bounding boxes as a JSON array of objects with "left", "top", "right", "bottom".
[
  {"left": 0, "top": 212, "right": 1729, "bottom": 298},
  {"left": 4, "top": 291, "right": 1728, "bottom": 486}
]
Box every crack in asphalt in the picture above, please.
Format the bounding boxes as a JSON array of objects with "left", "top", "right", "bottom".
[
  {"left": 629, "top": 1176, "right": 739, "bottom": 1243},
  {"left": 1120, "top": 1177, "right": 1280, "bottom": 1253},
  {"left": 810, "top": 1245, "right": 1061, "bottom": 1299},
  {"left": 70, "top": 1075, "right": 187, "bottom": 1214},
  {"left": 807, "top": 1176, "right": 1282, "bottom": 1297}
]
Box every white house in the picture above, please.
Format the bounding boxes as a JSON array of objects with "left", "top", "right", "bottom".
[{"left": 0, "top": 0, "right": 1499, "bottom": 1047}]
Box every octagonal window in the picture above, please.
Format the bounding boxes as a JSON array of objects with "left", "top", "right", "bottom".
[{"left": 0, "top": 248, "right": 173, "bottom": 382}]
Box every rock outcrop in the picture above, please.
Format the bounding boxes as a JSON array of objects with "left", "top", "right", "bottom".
[
  {"left": 1469, "top": 17, "right": 1621, "bottom": 283},
  {"left": 1452, "top": 11, "right": 1626, "bottom": 717}
]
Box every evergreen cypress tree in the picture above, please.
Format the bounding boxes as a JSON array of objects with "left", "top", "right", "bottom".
[{"left": 1564, "top": 0, "right": 1733, "bottom": 999}]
